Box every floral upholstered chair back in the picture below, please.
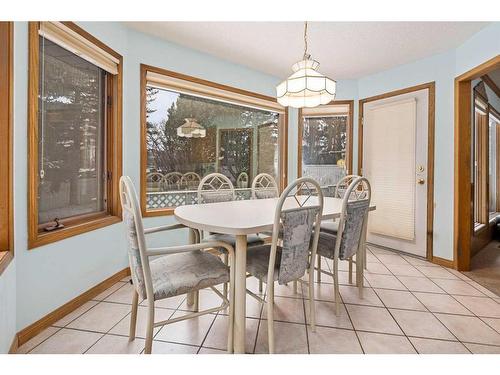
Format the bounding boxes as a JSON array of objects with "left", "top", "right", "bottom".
[
  {"left": 119, "top": 176, "right": 150, "bottom": 300},
  {"left": 335, "top": 177, "right": 371, "bottom": 261},
  {"left": 269, "top": 177, "right": 324, "bottom": 285},
  {"left": 197, "top": 173, "right": 236, "bottom": 204},
  {"left": 334, "top": 174, "right": 360, "bottom": 199},
  {"left": 251, "top": 173, "right": 279, "bottom": 200}
]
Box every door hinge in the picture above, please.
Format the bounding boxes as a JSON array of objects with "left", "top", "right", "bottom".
[
  {"left": 107, "top": 95, "right": 112, "bottom": 107},
  {"left": 107, "top": 171, "right": 112, "bottom": 181}
]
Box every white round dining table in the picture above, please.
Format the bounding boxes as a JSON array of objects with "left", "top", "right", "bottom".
[{"left": 174, "top": 196, "right": 375, "bottom": 353}]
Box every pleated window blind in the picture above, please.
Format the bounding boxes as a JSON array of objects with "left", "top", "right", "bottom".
[
  {"left": 364, "top": 98, "right": 417, "bottom": 240},
  {"left": 38, "top": 22, "right": 120, "bottom": 75},
  {"left": 146, "top": 71, "right": 285, "bottom": 114}
]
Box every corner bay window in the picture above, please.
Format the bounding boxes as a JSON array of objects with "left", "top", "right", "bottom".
[
  {"left": 28, "top": 22, "right": 122, "bottom": 248},
  {"left": 141, "top": 66, "right": 287, "bottom": 214}
]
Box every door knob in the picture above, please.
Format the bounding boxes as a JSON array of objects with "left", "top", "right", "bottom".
[{"left": 417, "top": 178, "right": 425, "bottom": 185}]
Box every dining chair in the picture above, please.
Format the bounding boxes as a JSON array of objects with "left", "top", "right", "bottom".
[
  {"left": 251, "top": 173, "right": 279, "bottom": 199},
  {"left": 119, "top": 176, "right": 235, "bottom": 354},
  {"left": 245, "top": 177, "right": 323, "bottom": 353},
  {"left": 317, "top": 174, "right": 360, "bottom": 282},
  {"left": 180, "top": 172, "right": 201, "bottom": 190},
  {"left": 163, "top": 171, "right": 183, "bottom": 191},
  {"left": 316, "top": 176, "right": 371, "bottom": 315},
  {"left": 236, "top": 171, "right": 249, "bottom": 188},
  {"left": 196, "top": 173, "right": 265, "bottom": 296},
  {"left": 250, "top": 173, "right": 279, "bottom": 292}
]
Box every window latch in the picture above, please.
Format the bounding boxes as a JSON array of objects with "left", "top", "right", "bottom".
[{"left": 44, "top": 218, "right": 65, "bottom": 232}]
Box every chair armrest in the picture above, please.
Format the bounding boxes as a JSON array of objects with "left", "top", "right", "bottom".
[
  {"left": 144, "top": 223, "right": 186, "bottom": 234},
  {"left": 146, "top": 241, "right": 234, "bottom": 257}
]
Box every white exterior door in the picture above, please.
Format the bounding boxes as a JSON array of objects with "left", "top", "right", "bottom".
[{"left": 362, "top": 88, "right": 429, "bottom": 257}]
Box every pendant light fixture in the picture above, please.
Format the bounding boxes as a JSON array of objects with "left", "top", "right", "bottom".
[
  {"left": 177, "top": 118, "right": 206, "bottom": 138},
  {"left": 276, "top": 22, "right": 336, "bottom": 108}
]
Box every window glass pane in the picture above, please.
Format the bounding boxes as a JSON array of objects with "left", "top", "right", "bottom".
[
  {"left": 302, "top": 115, "right": 347, "bottom": 187},
  {"left": 38, "top": 37, "right": 106, "bottom": 225},
  {"left": 145, "top": 86, "right": 280, "bottom": 209}
]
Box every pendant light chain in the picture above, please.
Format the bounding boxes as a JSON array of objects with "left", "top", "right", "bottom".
[{"left": 303, "top": 21, "right": 309, "bottom": 59}]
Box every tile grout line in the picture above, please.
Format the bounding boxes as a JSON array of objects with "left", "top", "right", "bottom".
[{"left": 369, "top": 248, "right": 472, "bottom": 353}]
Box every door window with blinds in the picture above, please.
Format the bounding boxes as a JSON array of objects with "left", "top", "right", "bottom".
[
  {"left": 142, "top": 66, "right": 286, "bottom": 214},
  {"left": 299, "top": 103, "right": 351, "bottom": 190},
  {"left": 28, "top": 22, "right": 122, "bottom": 248}
]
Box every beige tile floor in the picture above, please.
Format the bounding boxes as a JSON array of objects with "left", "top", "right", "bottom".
[{"left": 17, "top": 245, "right": 500, "bottom": 354}]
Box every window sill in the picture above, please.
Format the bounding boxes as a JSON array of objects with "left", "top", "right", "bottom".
[
  {"left": 28, "top": 214, "right": 122, "bottom": 249},
  {"left": 0, "top": 251, "right": 14, "bottom": 276},
  {"left": 142, "top": 207, "right": 175, "bottom": 217},
  {"left": 474, "top": 223, "right": 488, "bottom": 235}
]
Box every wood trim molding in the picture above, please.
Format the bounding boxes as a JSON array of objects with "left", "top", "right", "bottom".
[
  {"left": 297, "top": 100, "right": 354, "bottom": 179},
  {"left": 454, "top": 55, "right": 500, "bottom": 271},
  {"left": 431, "top": 256, "right": 455, "bottom": 269},
  {"left": 140, "top": 63, "right": 288, "bottom": 216},
  {"left": 16, "top": 267, "right": 130, "bottom": 347},
  {"left": 8, "top": 334, "right": 18, "bottom": 354},
  {"left": 27, "top": 21, "right": 123, "bottom": 249},
  {"left": 482, "top": 74, "right": 500, "bottom": 99},
  {"left": 358, "top": 82, "right": 436, "bottom": 262},
  {"left": 0, "top": 22, "right": 13, "bottom": 275}
]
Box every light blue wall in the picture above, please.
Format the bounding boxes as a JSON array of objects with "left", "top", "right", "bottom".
[
  {"left": 357, "top": 50, "right": 456, "bottom": 260},
  {"left": 455, "top": 23, "right": 500, "bottom": 76},
  {"left": 3, "top": 21, "right": 499, "bottom": 349}
]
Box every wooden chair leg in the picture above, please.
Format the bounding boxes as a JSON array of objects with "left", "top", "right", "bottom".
[
  {"left": 267, "top": 282, "right": 275, "bottom": 354},
  {"left": 129, "top": 290, "right": 139, "bottom": 341},
  {"left": 317, "top": 255, "right": 322, "bottom": 283},
  {"left": 348, "top": 257, "right": 353, "bottom": 284},
  {"left": 227, "top": 258, "right": 235, "bottom": 353},
  {"left": 193, "top": 290, "right": 199, "bottom": 313},
  {"left": 308, "top": 267, "right": 316, "bottom": 332},
  {"left": 144, "top": 303, "right": 155, "bottom": 354},
  {"left": 333, "top": 257, "right": 341, "bottom": 316},
  {"left": 223, "top": 253, "right": 229, "bottom": 299}
]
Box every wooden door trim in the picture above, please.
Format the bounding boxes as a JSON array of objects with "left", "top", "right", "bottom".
[
  {"left": 358, "top": 82, "right": 436, "bottom": 262},
  {"left": 297, "top": 100, "right": 354, "bottom": 178},
  {"left": 454, "top": 55, "right": 500, "bottom": 271},
  {"left": 0, "top": 22, "right": 13, "bottom": 275}
]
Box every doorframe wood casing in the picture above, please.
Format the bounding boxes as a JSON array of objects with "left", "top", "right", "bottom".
[
  {"left": 358, "top": 82, "right": 436, "bottom": 262},
  {"left": 454, "top": 55, "right": 500, "bottom": 271},
  {"left": 297, "top": 100, "right": 354, "bottom": 178}
]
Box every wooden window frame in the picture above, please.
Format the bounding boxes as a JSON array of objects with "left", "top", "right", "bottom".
[
  {"left": 0, "top": 22, "right": 14, "bottom": 275},
  {"left": 28, "top": 22, "right": 123, "bottom": 249},
  {"left": 492, "top": 106, "right": 500, "bottom": 213},
  {"left": 297, "top": 100, "right": 354, "bottom": 178},
  {"left": 140, "top": 64, "right": 288, "bottom": 217},
  {"left": 472, "top": 97, "right": 489, "bottom": 227}
]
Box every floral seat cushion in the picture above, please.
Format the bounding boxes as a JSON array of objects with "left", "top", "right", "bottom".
[{"left": 146, "top": 250, "right": 229, "bottom": 301}]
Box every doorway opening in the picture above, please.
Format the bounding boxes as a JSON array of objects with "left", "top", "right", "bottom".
[{"left": 455, "top": 56, "right": 500, "bottom": 296}]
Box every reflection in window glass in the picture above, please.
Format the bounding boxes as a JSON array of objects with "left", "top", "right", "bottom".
[
  {"left": 38, "top": 38, "right": 106, "bottom": 225},
  {"left": 301, "top": 115, "right": 347, "bottom": 187},
  {"left": 145, "top": 86, "right": 281, "bottom": 209}
]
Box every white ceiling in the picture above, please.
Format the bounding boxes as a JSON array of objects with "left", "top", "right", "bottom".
[{"left": 125, "top": 22, "right": 489, "bottom": 80}]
